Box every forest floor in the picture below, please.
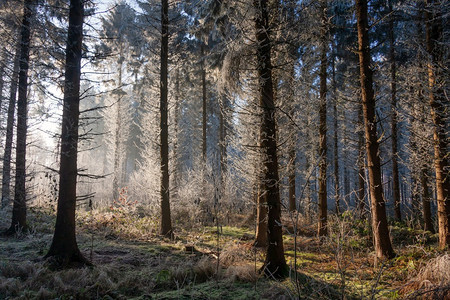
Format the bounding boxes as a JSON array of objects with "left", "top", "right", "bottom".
[{"left": 1, "top": 206, "right": 449, "bottom": 299}]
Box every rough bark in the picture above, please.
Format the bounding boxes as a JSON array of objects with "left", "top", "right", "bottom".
[
  {"left": 356, "top": 0, "right": 395, "bottom": 261},
  {"left": 45, "top": 0, "right": 89, "bottom": 266},
  {"left": 318, "top": 1, "right": 328, "bottom": 236},
  {"left": 425, "top": 0, "right": 449, "bottom": 250},
  {"left": 388, "top": 0, "right": 401, "bottom": 222},
  {"left": 254, "top": 0, "right": 287, "bottom": 278},
  {"left": 8, "top": 0, "right": 34, "bottom": 234},
  {"left": 159, "top": 0, "right": 173, "bottom": 238},
  {"left": 1, "top": 48, "right": 19, "bottom": 209}
]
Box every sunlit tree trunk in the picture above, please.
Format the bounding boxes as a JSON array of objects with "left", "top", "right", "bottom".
[
  {"left": 8, "top": 0, "right": 34, "bottom": 234},
  {"left": 45, "top": 0, "right": 89, "bottom": 265},
  {"left": 254, "top": 0, "right": 287, "bottom": 278},
  {"left": 160, "top": 0, "right": 173, "bottom": 238},
  {"left": 356, "top": 0, "right": 395, "bottom": 261},
  {"left": 425, "top": 0, "right": 449, "bottom": 250}
]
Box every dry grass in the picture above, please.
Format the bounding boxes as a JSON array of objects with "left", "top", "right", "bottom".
[{"left": 401, "top": 254, "right": 450, "bottom": 299}]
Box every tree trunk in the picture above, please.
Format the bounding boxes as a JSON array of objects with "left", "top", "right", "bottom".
[
  {"left": 112, "top": 52, "right": 124, "bottom": 201},
  {"left": 356, "top": 0, "right": 395, "bottom": 261},
  {"left": 201, "top": 43, "right": 207, "bottom": 163},
  {"left": 318, "top": 1, "right": 328, "bottom": 236},
  {"left": 331, "top": 46, "right": 340, "bottom": 216},
  {"left": 160, "top": 0, "right": 173, "bottom": 238},
  {"left": 425, "top": 0, "right": 449, "bottom": 250},
  {"left": 388, "top": 0, "right": 401, "bottom": 222},
  {"left": 288, "top": 147, "right": 296, "bottom": 212},
  {"left": 8, "top": 0, "right": 34, "bottom": 234},
  {"left": 421, "top": 167, "right": 435, "bottom": 233},
  {"left": 357, "top": 106, "right": 366, "bottom": 219},
  {"left": 45, "top": 0, "right": 89, "bottom": 266},
  {"left": 254, "top": 0, "right": 287, "bottom": 278},
  {"left": 1, "top": 47, "right": 19, "bottom": 209}
]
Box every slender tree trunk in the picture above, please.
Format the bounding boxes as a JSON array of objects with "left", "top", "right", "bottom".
[
  {"left": 219, "top": 94, "right": 228, "bottom": 188},
  {"left": 0, "top": 55, "right": 4, "bottom": 114},
  {"left": 254, "top": 0, "right": 287, "bottom": 278},
  {"left": 8, "top": 0, "right": 34, "bottom": 234},
  {"left": 288, "top": 147, "right": 296, "bottom": 212},
  {"left": 173, "top": 68, "right": 180, "bottom": 198},
  {"left": 45, "top": 0, "right": 89, "bottom": 266},
  {"left": 331, "top": 47, "right": 340, "bottom": 216},
  {"left": 425, "top": 0, "right": 449, "bottom": 250},
  {"left": 201, "top": 43, "right": 207, "bottom": 163},
  {"left": 357, "top": 106, "right": 366, "bottom": 219},
  {"left": 112, "top": 53, "right": 123, "bottom": 201},
  {"left": 160, "top": 0, "right": 173, "bottom": 238},
  {"left": 356, "top": 0, "right": 395, "bottom": 261},
  {"left": 421, "top": 167, "right": 435, "bottom": 233},
  {"left": 1, "top": 47, "right": 19, "bottom": 209},
  {"left": 254, "top": 174, "right": 268, "bottom": 247},
  {"left": 388, "top": 0, "right": 401, "bottom": 222},
  {"left": 318, "top": 1, "right": 328, "bottom": 236}
]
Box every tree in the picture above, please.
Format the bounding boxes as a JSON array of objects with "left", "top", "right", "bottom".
[
  {"left": 355, "top": 0, "right": 395, "bottom": 262},
  {"left": 45, "top": 0, "right": 89, "bottom": 266},
  {"left": 1, "top": 46, "right": 19, "bottom": 209},
  {"left": 388, "top": 0, "right": 401, "bottom": 222},
  {"left": 424, "top": 0, "right": 449, "bottom": 250},
  {"left": 7, "top": 0, "right": 34, "bottom": 234},
  {"left": 254, "top": 0, "right": 287, "bottom": 278},
  {"left": 317, "top": 0, "right": 328, "bottom": 236},
  {"left": 159, "top": 0, "right": 173, "bottom": 238}
]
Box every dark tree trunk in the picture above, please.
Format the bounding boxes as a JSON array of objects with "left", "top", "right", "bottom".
[
  {"left": 254, "top": 0, "right": 287, "bottom": 278},
  {"left": 421, "top": 167, "right": 435, "bottom": 233},
  {"left": 45, "top": 0, "right": 89, "bottom": 266},
  {"left": 318, "top": 1, "right": 328, "bottom": 236},
  {"left": 356, "top": 0, "right": 395, "bottom": 261},
  {"left": 160, "top": 0, "right": 173, "bottom": 238},
  {"left": 388, "top": 0, "right": 401, "bottom": 222},
  {"left": 254, "top": 171, "right": 268, "bottom": 247},
  {"left": 0, "top": 53, "right": 4, "bottom": 114},
  {"left": 425, "top": 0, "right": 449, "bottom": 250},
  {"left": 8, "top": 0, "right": 34, "bottom": 234},
  {"left": 1, "top": 48, "right": 19, "bottom": 209}
]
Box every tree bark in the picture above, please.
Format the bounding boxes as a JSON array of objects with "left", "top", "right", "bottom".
[
  {"left": 425, "top": 0, "right": 449, "bottom": 250},
  {"left": 160, "top": 0, "right": 173, "bottom": 238},
  {"left": 1, "top": 47, "right": 19, "bottom": 209},
  {"left": 356, "top": 0, "right": 395, "bottom": 261},
  {"left": 254, "top": 0, "right": 287, "bottom": 278},
  {"left": 318, "top": 1, "right": 328, "bottom": 236},
  {"left": 45, "top": 0, "right": 89, "bottom": 266},
  {"left": 8, "top": 0, "right": 34, "bottom": 233},
  {"left": 388, "top": 0, "right": 401, "bottom": 222},
  {"left": 112, "top": 51, "right": 124, "bottom": 201}
]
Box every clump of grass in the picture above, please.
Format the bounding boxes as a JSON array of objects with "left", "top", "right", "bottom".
[
  {"left": 401, "top": 254, "right": 450, "bottom": 299},
  {"left": 224, "top": 265, "right": 259, "bottom": 283}
]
